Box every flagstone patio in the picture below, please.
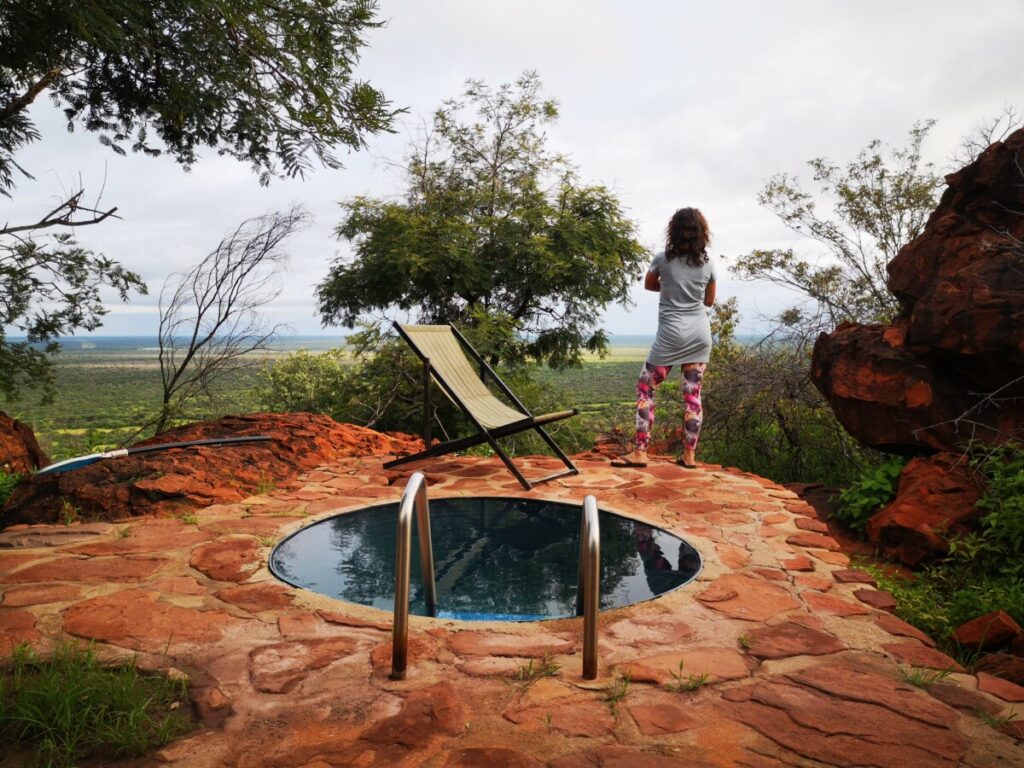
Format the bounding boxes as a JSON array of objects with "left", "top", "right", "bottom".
[{"left": 2, "top": 454, "right": 1022, "bottom": 767}]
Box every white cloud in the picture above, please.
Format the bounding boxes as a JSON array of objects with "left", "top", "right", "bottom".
[{"left": 4, "top": 0, "right": 1023, "bottom": 339}]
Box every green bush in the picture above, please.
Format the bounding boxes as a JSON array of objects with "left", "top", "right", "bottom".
[
  {"left": 0, "top": 641, "right": 192, "bottom": 767},
  {"left": 858, "top": 442, "right": 1024, "bottom": 655},
  {"left": 0, "top": 470, "right": 21, "bottom": 506},
  {"left": 834, "top": 456, "right": 906, "bottom": 531},
  {"left": 258, "top": 348, "right": 351, "bottom": 415},
  {"left": 965, "top": 444, "right": 1024, "bottom": 578}
]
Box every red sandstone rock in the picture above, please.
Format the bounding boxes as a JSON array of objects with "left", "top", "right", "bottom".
[
  {"left": 779, "top": 554, "right": 814, "bottom": 571},
  {"left": 0, "top": 411, "right": 48, "bottom": 475},
  {"left": 505, "top": 699, "right": 614, "bottom": 737},
  {"left": 1, "top": 583, "right": 83, "bottom": 606},
  {"left": 952, "top": 610, "right": 1023, "bottom": 651},
  {"left": 318, "top": 610, "right": 390, "bottom": 632},
  {"left": 67, "top": 519, "right": 215, "bottom": 555},
  {"left": 189, "top": 537, "right": 261, "bottom": 582},
  {"left": 975, "top": 653, "right": 1024, "bottom": 688},
  {"left": 627, "top": 699, "right": 699, "bottom": 735},
  {"left": 786, "top": 532, "right": 841, "bottom": 551},
  {"left": 217, "top": 582, "right": 295, "bottom": 612},
  {"left": 744, "top": 622, "right": 845, "bottom": 659},
  {"left": 549, "top": 745, "right": 718, "bottom": 768},
  {"left": 875, "top": 613, "right": 937, "bottom": 647},
  {"left": 802, "top": 592, "right": 870, "bottom": 617},
  {"left": 620, "top": 647, "right": 749, "bottom": 686},
  {"left": 0, "top": 609, "right": 39, "bottom": 654},
  {"left": 866, "top": 454, "right": 983, "bottom": 566},
  {"left": 883, "top": 642, "right": 964, "bottom": 672},
  {"left": 812, "top": 129, "right": 1024, "bottom": 454},
  {"left": 362, "top": 682, "right": 465, "bottom": 746},
  {"left": 370, "top": 633, "right": 440, "bottom": 669},
  {"left": 0, "top": 552, "right": 44, "bottom": 574},
  {"left": 2, "top": 413, "right": 423, "bottom": 526},
  {"left": 63, "top": 589, "right": 243, "bottom": 650},
  {"left": 1000, "top": 719, "right": 1024, "bottom": 742},
  {"left": 854, "top": 589, "right": 897, "bottom": 612},
  {"left": 248, "top": 637, "right": 358, "bottom": 693},
  {"left": 794, "top": 517, "right": 829, "bottom": 533},
  {"left": 808, "top": 549, "right": 850, "bottom": 566},
  {"left": 5, "top": 555, "right": 166, "bottom": 583},
  {"left": 721, "top": 663, "right": 965, "bottom": 768},
  {"left": 696, "top": 574, "right": 800, "bottom": 621},
  {"left": 445, "top": 747, "right": 544, "bottom": 767},
  {"left": 793, "top": 574, "right": 832, "bottom": 591},
  {"left": 976, "top": 672, "right": 1024, "bottom": 702},
  {"left": 928, "top": 681, "right": 1003, "bottom": 716},
  {"left": 447, "top": 631, "right": 576, "bottom": 658},
  {"left": 832, "top": 569, "right": 877, "bottom": 585}
]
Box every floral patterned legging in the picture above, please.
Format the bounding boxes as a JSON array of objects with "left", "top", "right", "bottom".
[{"left": 634, "top": 361, "right": 707, "bottom": 452}]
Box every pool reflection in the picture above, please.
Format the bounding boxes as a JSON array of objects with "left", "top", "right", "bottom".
[{"left": 270, "top": 497, "right": 701, "bottom": 620}]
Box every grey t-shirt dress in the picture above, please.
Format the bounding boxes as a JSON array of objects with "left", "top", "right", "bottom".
[{"left": 646, "top": 251, "right": 717, "bottom": 366}]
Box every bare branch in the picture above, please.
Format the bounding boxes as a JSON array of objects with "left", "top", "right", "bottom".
[
  {"left": 153, "top": 206, "right": 309, "bottom": 433},
  {"left": 0, "top": 188, "right": 120, "bottom": 237}
]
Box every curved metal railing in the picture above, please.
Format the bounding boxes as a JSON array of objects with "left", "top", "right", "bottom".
[
  {"left": 391, "top": 471, "right": 438, "bottom": 680},
  {"left": 577, "top": 495, "right": 600, "bottom": 680},
  {"left": 391, "top": 476, "right": 600, "bottom": 681}
]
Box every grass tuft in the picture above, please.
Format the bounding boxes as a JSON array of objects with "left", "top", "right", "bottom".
[
  {"left": 897, "top": 664, "right": 954, "bottom": 689},
  {"left": 665, "top": 659, "right": 710, "bottom": 692},
  {"left": 605, "top": 670, "right": 631, "bottom": 714},
  {"left": 0, "top": 640, "right": 192, "bottom": 767},
  {"left": 507, "top": 655, "right": 560, "bottom": 692}
]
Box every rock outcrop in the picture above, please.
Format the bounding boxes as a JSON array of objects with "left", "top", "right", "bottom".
[
  {"left": 1, "top": 412, "right": 422, "bottom": 526},
  {"left": 866, "top": 453, "right": 983, "bottom": 565},
  {"left": 0, "top": 411, "right": 49, "bottom": 475},
  {"left": 812, "top": 128, "right": 1024, "bottom": 453},
  {"left": 811, "top": 129, "right": 1024, "bottom": 565}
]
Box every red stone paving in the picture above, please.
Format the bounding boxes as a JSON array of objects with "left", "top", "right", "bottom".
[{"left": 1, "top": 453, "right": 1021, "bottom": 766}]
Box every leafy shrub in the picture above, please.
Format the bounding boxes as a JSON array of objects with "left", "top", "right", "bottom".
[
  {"left": 0, "top": 641, "right": 192, "bottom": 766},
  {"left": 834, "top": 456, "right": 906, "bottom": 531},
  {"left": 0, "top": 470, "right": 21, "bottom": 506},
  {"left": 858, "top": 442, "right": 1024, "bottom": 654},
  {"left": 966, "top": 444, "right": 1024, "bottom": 578},
  {"left": 258, "top": 348, "right": 351, "bottom": 415}
]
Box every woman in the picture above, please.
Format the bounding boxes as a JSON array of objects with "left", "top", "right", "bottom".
[{"left": 613, "top": 207, "right": 716, "bottom": 468}]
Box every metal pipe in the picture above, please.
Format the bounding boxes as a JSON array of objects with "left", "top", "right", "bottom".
[
  {"left": 579, "top": 495, "right": 600, "bottom": 680},
  {"left": 391, "top": 471, "right": 438, "bottom": 680}
]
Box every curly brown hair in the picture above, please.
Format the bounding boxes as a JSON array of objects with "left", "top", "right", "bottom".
[{"left": 665, "top": 207, "right": 711, "bottom": 266}]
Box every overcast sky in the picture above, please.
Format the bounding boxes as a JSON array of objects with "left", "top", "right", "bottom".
[{"left": 5, "top": 0, "right": 1023, "bottom": 339}]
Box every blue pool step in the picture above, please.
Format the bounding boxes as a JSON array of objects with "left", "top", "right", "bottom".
[{"left": 436, "top": 610, "right": 548, "bottom": 622}]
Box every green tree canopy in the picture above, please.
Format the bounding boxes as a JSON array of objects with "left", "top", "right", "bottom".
[
  {"left": 733, "top": 122, "right": 942, "bottom": 335},
  {"left": 0, "top": 0, "right": 396, "bottom": 189},
  {"left": 0, "top": 0, "right": 397, "bottom": 400},
  {"left": 316, "top": 72, "right": 649, "bottom": 368}
]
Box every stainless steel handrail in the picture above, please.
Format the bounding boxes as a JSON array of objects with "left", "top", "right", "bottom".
[
  {"left": 577, "top": 495, "right": 600, "bottom": 680},
  {"left": 391, "top": 471, "right": 438, "bottom": 680}
]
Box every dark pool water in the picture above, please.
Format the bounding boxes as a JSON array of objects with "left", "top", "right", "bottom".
[{"left": 269, "top": 497, "right": 702, "bottom": 621}]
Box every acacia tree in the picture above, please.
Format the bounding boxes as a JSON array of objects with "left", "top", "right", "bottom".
[
  {"left": 153, "top": 207, "right": 308, "bottom": 434},
  {"left": 316, "top": 72, "right": 648, "bottom": 368},
  {"left": 733, "top": 122, "right": 942, "bottom": 336},
  {"left": 950, "top": 105, "right": 1021, "bottom": 169},
  {"left": 0, "top": 0, "right": 396, "bottom": 398}
]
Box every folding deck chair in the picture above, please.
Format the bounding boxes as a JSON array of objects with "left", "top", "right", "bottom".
[{"left": 383, "top": 322, "right": 580, "bottom": 489}]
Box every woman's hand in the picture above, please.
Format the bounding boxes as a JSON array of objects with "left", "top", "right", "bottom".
[
  {"left": 704, "top": 280, "right": 716, "bottom": 307},
  {"left": 644, "top": 271, "right": 660, "bottom": 292}
]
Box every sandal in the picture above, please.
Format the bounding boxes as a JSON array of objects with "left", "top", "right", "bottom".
[
  {"left": 675, "top": 457, "right": 697, "bottom": 469},
  {"left": 611, "top": 456, "right": 648, "bottom": 468}
]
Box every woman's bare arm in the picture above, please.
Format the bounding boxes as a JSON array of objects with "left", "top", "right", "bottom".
[
  {"left": 644, "top": 271, "right": 660, "bottom": 292},
  {"left": 704, "top": 281, "right": 717, "bottom": 307}
]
